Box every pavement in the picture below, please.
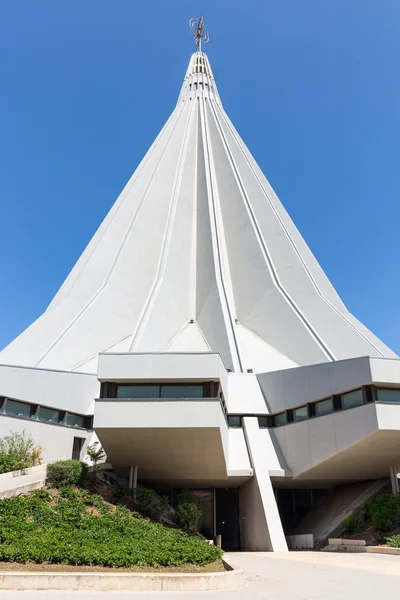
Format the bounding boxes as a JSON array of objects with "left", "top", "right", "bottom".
[{"left": 1, "top": 551, "right": 400, "bottom": 599}]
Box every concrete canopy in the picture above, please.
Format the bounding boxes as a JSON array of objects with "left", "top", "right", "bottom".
[{"left": 0, "top": 51, "right": 396, "bottom": 375}]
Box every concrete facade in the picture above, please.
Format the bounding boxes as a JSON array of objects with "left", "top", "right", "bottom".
[{"left": 0, "top": 44, "right": 399, "bottom": 553}]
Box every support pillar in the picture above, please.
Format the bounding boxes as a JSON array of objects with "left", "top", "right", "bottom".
[
  {"left": 133, "top": 466, "right": 138, "bottom": 502},
  {"left": 390, "top": 466, "right": 399, "bottom": 496},
  {"left": 128, "top": 466, "right": 138, "bottom": 500}
]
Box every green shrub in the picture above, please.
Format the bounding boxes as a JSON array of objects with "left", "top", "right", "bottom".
[
  {"left": 136, "top": 488, "right": 164, "bottom": 520},
  {"left": 46, "top": 460, "right": 86, "bottom": 489},
  {"left": 386, "top": 534, "right": 400, "bottom": 548},
  {"left": 30, "top": 489, "right": 51, "bottom": 502},
  {"left": 344, "top": 516, "right": 359, "bottom": 535},
  {"left": 176, "top": 492, "right": 203, "bottom": 535},
  {"left": 0, "top": 431, "right": 42, "bottom": 474},
  {"left": 365, "top": 494, "right": 400, "bottom": 532},
  {"left": 177, "top": 501, "right": 203, "bottom": 535},
  {"left": 0, "top": 491, "right": 222, "bottom": 567},
  {"left": 60, "top": 487, "right": 79, "bottom": 500},
  {"left": 0, "top": 455, "right": 13, "bottom": 475}
]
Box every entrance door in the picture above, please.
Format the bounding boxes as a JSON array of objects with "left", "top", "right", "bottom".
[
  {"left": 72, "top": 437, "right": 84, "bottom": 460},
  {"left": 215, "top": 488, "right": 240, "bottom": 551}
]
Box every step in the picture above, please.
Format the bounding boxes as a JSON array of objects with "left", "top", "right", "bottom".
[{"left": 339, "top": 544, "right": 367, "bottom": 553}]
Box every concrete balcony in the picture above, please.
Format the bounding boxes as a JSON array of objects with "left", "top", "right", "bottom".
[
  {"left": 273, "top": 401, "right": 400, "bottom": 484},
  {"left": 94, "top": 396, "right": 252, "bottom": 487}
]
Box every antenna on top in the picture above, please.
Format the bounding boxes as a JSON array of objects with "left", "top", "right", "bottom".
[{"left": 189, "top": 16, "right": 209, "bottom": 52}]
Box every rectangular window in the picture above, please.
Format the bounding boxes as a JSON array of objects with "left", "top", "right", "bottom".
[
  {"left": 39, "top": 407, "right": 61, "bottom": 423},
  {"left": 314, "top": 397, "right": 334, "bottom": 417},
  {"left": 116, "top": 385, "right": 160, "bottom": 398},
  {"left": 376, "top": 388, "right": 400, "bottom": 403},
  {"left": 274, "top": 412, "right": 287, "bottom": 427},
  {"left": 341, "top": 389, "right": 364, "bottom": 410},
  {"left": 258, "top": 416, "right": 269, "bottom": 428},
  {"left": 293, "top": 406, "right": 308, "bottom": 422},
  {"left": 66, "top": 413, "right": 85, "bottom": 428},
  {"left": 160, "top": 385, "right": 203, "bottom": 398},
  {"left": 228, "top": 416, "right": 241, "bottom": 428},
  {"left": 6, "top": 399, "right": 31, "bottom": 419}
]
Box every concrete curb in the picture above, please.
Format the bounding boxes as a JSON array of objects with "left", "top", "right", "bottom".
[
  {"left": 323, "top": 541, "right": 400, "bottom": 556},
  {"left": 366, "top": 546, "right": 400, "bottom": 556},
  {"left": 0, "top": 561, "right": 244, "bottom": 591}
]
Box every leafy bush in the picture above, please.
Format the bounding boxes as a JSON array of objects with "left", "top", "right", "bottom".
[
  {"left": 365, "top": 494, "right": 400, "bottom": 532},
  {"left": 176, "top": 490, "right": 203, "bottom": 535},
  {"left": 46, "top": 460, "right": 86, "bottom": 489},
  {"left": 386, "top": 534, "right": 400, "bottom": 548},
  {"left": 0, "top": 431, "right": 42, "bottom": 474},
  {"left": 0, "top": 455, "right": 13, "bottom": 475},
  {"left": 136, "top": 488, "right": 166, "bottom": 521},
  {"left": 344, "top": 516, "right": 359, "bottom": 535},
  {"left": 0, "top": 491, "right": 222, "bottom": 567}
]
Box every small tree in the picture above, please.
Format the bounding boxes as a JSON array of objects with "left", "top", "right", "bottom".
[{"left": 86, "top": 442, "right": 105, "bottom": 472}]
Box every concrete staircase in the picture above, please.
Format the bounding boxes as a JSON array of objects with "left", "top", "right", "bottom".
[{"left": 293, "top": 479, "right": 390, "bottom": 548}]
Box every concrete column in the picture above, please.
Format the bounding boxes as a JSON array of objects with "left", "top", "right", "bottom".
[
  {"left": 128, "top": 466, "right": 134, "bottom": 491},
  {"left": 390, "top": 466, "right": 399, "bottom": 496},
  {"left": 240, "top": 417, "right": 288, "bottom": 552},
  {"left": 133, "top": 466, "right": 138, "bottom": 502}
]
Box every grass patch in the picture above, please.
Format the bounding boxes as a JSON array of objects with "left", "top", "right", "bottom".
[{"left": 0, "top": 488, "right": 222, "bottom": 568}]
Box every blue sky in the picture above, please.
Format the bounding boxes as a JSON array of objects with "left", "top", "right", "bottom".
[{"left": 0, "top": 0, "right": 399, "bottom": 354}]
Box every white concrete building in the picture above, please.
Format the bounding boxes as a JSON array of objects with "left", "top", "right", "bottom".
[{"left": 1, "top": 30, "right": 399, "bottom": 552}]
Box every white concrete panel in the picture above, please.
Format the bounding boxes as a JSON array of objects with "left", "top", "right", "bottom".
[
  {"left": 308, "top": 414, "right": 337, "bottom": 468},
  {"left": 226, "top": 374, "right": 267, "bottom": 414},
  {"left": 258, "top": 356, "right": 374, "bottom": 412},
  {"left": 370, "top": 358, "right": 400, "bottom": 384},
  {"left": 227, "top": 428, "right": 252, "bottom": 473},
  {"left": 235, "top": 324, "right": 298, "bottom": 374},
  {"left": 97, "top": 352, "right": 228, "bottom": 391},
  {"left": 0, "top": 365, "right": 98, "bottom": 413},
  {"left": 284, "top": 420, "right": 312, "bottom": 475},
  {"left": 94, "top": 398, "right": 225, "bottom": 431},
  {"left": 375, "top": 403, "right": 400, "bottom": 431},
  {"left": 167, "top": 324, "right": 210, "bottom": 353},
  {"left": 333, "top": 403, "right": 378, "bottom": 454}
]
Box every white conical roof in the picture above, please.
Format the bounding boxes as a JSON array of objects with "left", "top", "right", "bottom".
[{"left": 0, "top": 51, "right": 396, "bottom": 373}]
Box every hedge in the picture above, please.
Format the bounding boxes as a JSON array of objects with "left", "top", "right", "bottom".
[{"left": 46, "top": 460, "right": 87, "bottom": 489}]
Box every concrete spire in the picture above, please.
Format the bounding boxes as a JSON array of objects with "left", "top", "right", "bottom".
[{"left": 0, "top": 50, "right": 396, "bottom": 374}]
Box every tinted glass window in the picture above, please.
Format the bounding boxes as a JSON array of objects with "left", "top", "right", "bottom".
[
  {"left": 160, "top": 385, "right": 203, "bottom": 398},
  {"left": 6, "top": 400, "right": 31, "bottom": 418},
  {"left": 66, "top": 413, "right": 85, "bottom": 428},
  {"left": 341, "top": 389, "right": 364, "bottom": 410},
  {"left": 376, "top": 389, "right": 400, "bottom": 403},
  {"left": 117, "top": 385, "right": 160, "bottom": 398},
  {"left": 258, "top": 416, "right": 269, "bottom": 428},
  {"left": 315, "top": 398, "right": 334, "bottom": 417},
  {"left": 293, "top": 406, "right": 308, "bottom": 422},
  {"left": 39, "top": 407, "right": 61, "bottom": 423},
  {"left": 228, "top": 416, "right": 241, "bottom": 428},
  {"left": 274, "top": 412, "right": 287, "bottom": 426}
]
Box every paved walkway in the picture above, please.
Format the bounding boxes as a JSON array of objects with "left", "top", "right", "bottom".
[{"left": 1, "top": 551, "right": 400, "bottom": 599}]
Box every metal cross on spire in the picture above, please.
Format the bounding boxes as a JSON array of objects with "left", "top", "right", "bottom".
[{"left": 189, "top": 16, "right": 209, "bottom": 52}]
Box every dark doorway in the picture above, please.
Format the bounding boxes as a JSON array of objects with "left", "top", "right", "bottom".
[
  {"left": 72, "top": 437, "right": 84, "bottom": 460},
  {"left": 216, "top": 488, "right": 240, "bottom": 551},
  {"left": 192, "top": 490, "right": 214, "bottom": 540}
]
